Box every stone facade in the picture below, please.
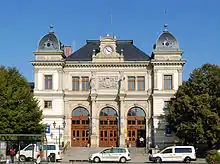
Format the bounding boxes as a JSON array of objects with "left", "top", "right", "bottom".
[{"left": 32, "top": 25, "right": 186, "bottom": 148}]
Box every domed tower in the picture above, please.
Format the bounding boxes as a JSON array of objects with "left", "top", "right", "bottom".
[
  {"left": 151, "top": 24, "right": 186, "bottom": 90},
  {"left": 152, "top": 24, "right": 182, "bottom": 60},
  {"left": 150, "top": 25, "right": 186, "bottom": 147},
  {"left": 34, "top": 25, "right": 65, "bottom": 61},
  {"left": 32, "top": 25, "right": 65, "bottom": 92}
]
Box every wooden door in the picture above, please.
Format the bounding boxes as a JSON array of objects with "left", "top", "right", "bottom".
[
  {"left": 127, "top": 107, "right": 146, "bottom": 147},
  {"left": 71, "top": 108, "right": 90, "bottom": 147},
  {"left": 99, "top": 107, "right": 118, "bottom": 147},
  {"left": 100, "top": 128, "right": 118, "bottom": 147},
  {"left": 72, "top": 129, "right": 89, "bottom": 147}
]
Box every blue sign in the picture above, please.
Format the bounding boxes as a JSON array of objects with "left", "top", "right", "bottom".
[{"left": 45, "top": 124, "right": 50, "bottom": 134}]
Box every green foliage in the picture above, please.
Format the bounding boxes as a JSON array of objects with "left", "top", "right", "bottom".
[
  {"left": 167, "top": 64, "right": 220, "bottom": 146},
  {"left": 0, "top": 66, "right": 45, "bottom": 134},
  {"left": 205, "top": 150, "right": 220, "bottom": 164}
]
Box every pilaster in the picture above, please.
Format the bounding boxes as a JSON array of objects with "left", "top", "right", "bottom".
[
  {"left": 119, "top": 96, "right": 126, "bottom": 147},
  {"left": 34, "top": 68, "right": 39, "bottom": 91},
  {"left": 58, "top": 69, "right": 63, "bottom": 90},
  {"left": 177, "top": 68, "right": 183, "bottom": 86},
  {"left": 63, "top": 100, "right": 70, "bottom": 144},
  {"left": 90, "top": 97, "right": 98, "bottom": 147},
  {"left": 153, "top": 69, "right": 158, "bottom": 90}
]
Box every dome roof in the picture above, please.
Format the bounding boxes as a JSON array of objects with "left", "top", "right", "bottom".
[
  {"left": 37, "top": 26, "right": 64, "bottom": 52},
  {"left": 154, "top": 24, "right": 180, "bottom": 52}
]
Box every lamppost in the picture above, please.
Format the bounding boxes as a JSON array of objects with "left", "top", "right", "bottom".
[{"left": 53, "top": 119, "right": 66, "bottom": 148}]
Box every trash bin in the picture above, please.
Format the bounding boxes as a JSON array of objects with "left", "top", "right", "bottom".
[{"left": 48, "top": 153, "right": 56, "bottom": 162}]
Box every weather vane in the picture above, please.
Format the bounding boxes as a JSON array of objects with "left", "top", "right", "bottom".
[{"left": 50, "top": 24, "right": 53, "bottom": 32}]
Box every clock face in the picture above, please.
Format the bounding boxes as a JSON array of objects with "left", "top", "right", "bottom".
[
  {"left": 104, "top": 46, "right": 113, "bottom": 55},
  {"left": 162, "top": 37, "right": 172, "bottom": 47}
]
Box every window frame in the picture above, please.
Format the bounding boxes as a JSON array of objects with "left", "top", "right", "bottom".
[
  {"left": 128, "top": 76, "right": 136, "bottom": 91},
  {"left": 163, "top": 75, "right": 173, "bottom": 90},
  {"left": 44, "top": 75, "right": 53, "bottom": 90},
  {"left": 137, "top": 76, "right": 145, "bottom": 91},
  {"left": 163, "top": 101, "right": 170, "bottom": 110},
  {"left": 72, "top": 76, "right": 80, "bottom": 91},
  {"left": 44, "top": 100, "right": 52, "bottom": 109},
  {"left": 81, "top": 76, "right": 89, "bottom": 91}
]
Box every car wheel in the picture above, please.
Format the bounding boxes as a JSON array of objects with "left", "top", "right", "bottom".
[
  {"left": 184, "top": 157, "right": 191, "bottom": 163},
  {"left": 155, "top": 157, "right": 162, "bottom": 163},
  {"left": 120, "top": 157, "right": 126, "bottom": 163},
  {"left": 19, "top": 155, "right": 26, "bottom": 162},
  {"left": 93, "top": 157, "right": 100, "bottom": 163}
]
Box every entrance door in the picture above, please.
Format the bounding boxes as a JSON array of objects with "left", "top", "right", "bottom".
[
  {"left": 127, "top": 107, "right": 146, "bottom": 147},
  {"left": 99, "top": 107, "right": 118, "bottom": 147},
  {"left": 71, "top": 107, "right": 90, "bottom": 147},
  {"left": 100, "top": 129, "right": 118, "bottom": 147}
]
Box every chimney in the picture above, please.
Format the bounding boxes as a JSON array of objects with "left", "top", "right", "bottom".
[{"left": 65, "top": 46, "right": 72, "bottom": 57}]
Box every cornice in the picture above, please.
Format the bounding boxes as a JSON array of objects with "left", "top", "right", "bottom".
[
  {"left": 151, "top": 60, "right": 186, "bottom": 66},
  {"left": 33, "top": 51, "right": 64, "bottom": 55},
  {"left": 31, "top": 60, "right": 65, "bottom": 66},
  {"left": 65, "top": 61, "right": 150, "bottom": 68}
]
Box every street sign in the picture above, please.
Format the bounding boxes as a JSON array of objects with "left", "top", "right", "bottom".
[{"left": 45, "top": 124, "right": 50, "bottom": 134}]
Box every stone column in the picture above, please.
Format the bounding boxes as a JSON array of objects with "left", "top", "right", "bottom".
[
  {"left": 153, "top": 69, "right": 158, "bottom": 90},
  {"left": 34, "top": 68, "right": 39, "bottom": 91},
  {"left": 178, "top": 68, "right": 183, "bottom": 86},
  {"left": 90, "top": 97, "right": 98, "bottom": 147},
  {"left": 119, "top": 97, "right": 126, "bottom": 147}
]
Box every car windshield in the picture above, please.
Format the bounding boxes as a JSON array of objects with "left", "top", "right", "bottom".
[{"left": 101, "top": 149, "right": 111, "bottom": 153}]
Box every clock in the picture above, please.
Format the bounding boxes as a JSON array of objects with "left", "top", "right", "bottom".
[
  {"left": 162, "top": 37, "right": 172, "bottom": 47},
  {"left": 104, "top": 46, "right": 113, "bottom": 55}
]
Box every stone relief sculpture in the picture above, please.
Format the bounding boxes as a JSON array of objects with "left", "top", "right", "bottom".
[
  {"left": 119, "top": 71, "right": 125, "bottom": 91},
  {"left": 90, "top": 72, "right": 96, "bottom": 91},
  {"left": 98, "top": 76, "right": 118, "bottom": 89}
]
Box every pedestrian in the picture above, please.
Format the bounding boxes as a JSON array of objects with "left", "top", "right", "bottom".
[
  {"left": 139, "top": 137, "right": 144, "bottom": 147},
  {"left": 9, "top": 148, "right": 15, "bottom": 163}
]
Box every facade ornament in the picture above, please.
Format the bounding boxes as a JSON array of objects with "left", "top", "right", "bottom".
[
  {"left": 177, "top": 68, "right": 183, "bottom": 73},
  {"left": 98, "top": 76, "right": 118, "bottom": 89},
  {"left": 119, "top": 71, "right": 125, "bottom": 91},
  {"left": 90, "top": 72, "right": 96, "bottom": 92}
]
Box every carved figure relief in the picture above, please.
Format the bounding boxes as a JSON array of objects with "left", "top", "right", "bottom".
[
  {"left": 119, "top": 71, "right": 125, "bottom": 91},
  {"left": 98, "top": 76, "right": 118, "bottom": 89},
  {"left": 90, "top": 72, "right": 96, "bottom": 91}
]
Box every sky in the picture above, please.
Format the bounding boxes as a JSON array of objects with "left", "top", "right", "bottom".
[{"left": 0, "top": 0, "right": 219, "bottom": 82}]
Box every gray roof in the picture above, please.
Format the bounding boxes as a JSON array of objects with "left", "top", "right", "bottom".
[{"left": 65, "top": 40, "right": 150, "bottom": 61}]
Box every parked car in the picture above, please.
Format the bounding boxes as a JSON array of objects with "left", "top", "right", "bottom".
[
  {"left": 149, "top": 146, "right": 196, "bottom": 163},
  {"left": 16, "top": 144, "right": 62, "bottom": 162},
  {"left": 89, "top": 147, "right": 131, "bottom": 163}
]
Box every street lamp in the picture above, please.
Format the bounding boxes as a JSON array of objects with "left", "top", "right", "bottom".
[{"left": 53, "top": 119, "right": 66, "bottom": 148}]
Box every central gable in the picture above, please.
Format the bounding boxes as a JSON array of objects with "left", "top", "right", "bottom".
[{"left": 65, "top": 36, "right": 150, "bottom": 62}]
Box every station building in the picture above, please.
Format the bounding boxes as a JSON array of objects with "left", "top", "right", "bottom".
[{"left": 32, "top": 25, "right": 186, "bottom": 147}]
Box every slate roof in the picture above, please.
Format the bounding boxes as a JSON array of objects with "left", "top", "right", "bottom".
[{"left": 65, "top": 40, "right": 150, "bottom": 61}]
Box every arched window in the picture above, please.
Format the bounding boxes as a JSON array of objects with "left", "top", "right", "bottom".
[
  {"left": 100, "top": 107, "right": 117, "bottom": 116},
  {"left": 127, "top": 107, "right": 145, "bottom": 117},
  {"left": 72, "top": 107, "right": 89, "bottom": 116}
]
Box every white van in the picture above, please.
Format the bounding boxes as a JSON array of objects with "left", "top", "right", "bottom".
[
  {"left": 149, "top": 146, "right": 196, "bottom": 163},
  {"left": 16, "top": 144, "right": 62, "bottom": 162}
]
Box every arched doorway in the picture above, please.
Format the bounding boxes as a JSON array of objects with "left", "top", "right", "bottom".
[
  {"left": 127, "top": 107, "right": 146, "bottom": 147},
  {"left": 99, "top": 107, "right": 118, "bottom": 147},
  {"left": 71, "top": 107, "right": 89, "bottom": 147}
]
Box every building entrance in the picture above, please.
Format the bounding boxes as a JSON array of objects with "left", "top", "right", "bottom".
[
  {"left": 99, "top": 107, "right": 118, "bottom": 147},
  {"left": 71, "top": 107, "right": 90, "bottom": 147},
  {"left": 127, "top": 107, "right": 146, "bottom": 147}
]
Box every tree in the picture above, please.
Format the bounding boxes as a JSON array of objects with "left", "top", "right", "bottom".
[
  {"left": 167, "top": 64, "right": 220, "bottom": 147},
  {"left": 0, "top": 66, "right": 45, "bottom": 134}
]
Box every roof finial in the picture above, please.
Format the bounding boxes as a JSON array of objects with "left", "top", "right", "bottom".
[
  {"left": 50, "top": 24, "right": 53, "bottom": 32},
  {"left": 164, "top": 24, "right": 168, "bottom": 32}
]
